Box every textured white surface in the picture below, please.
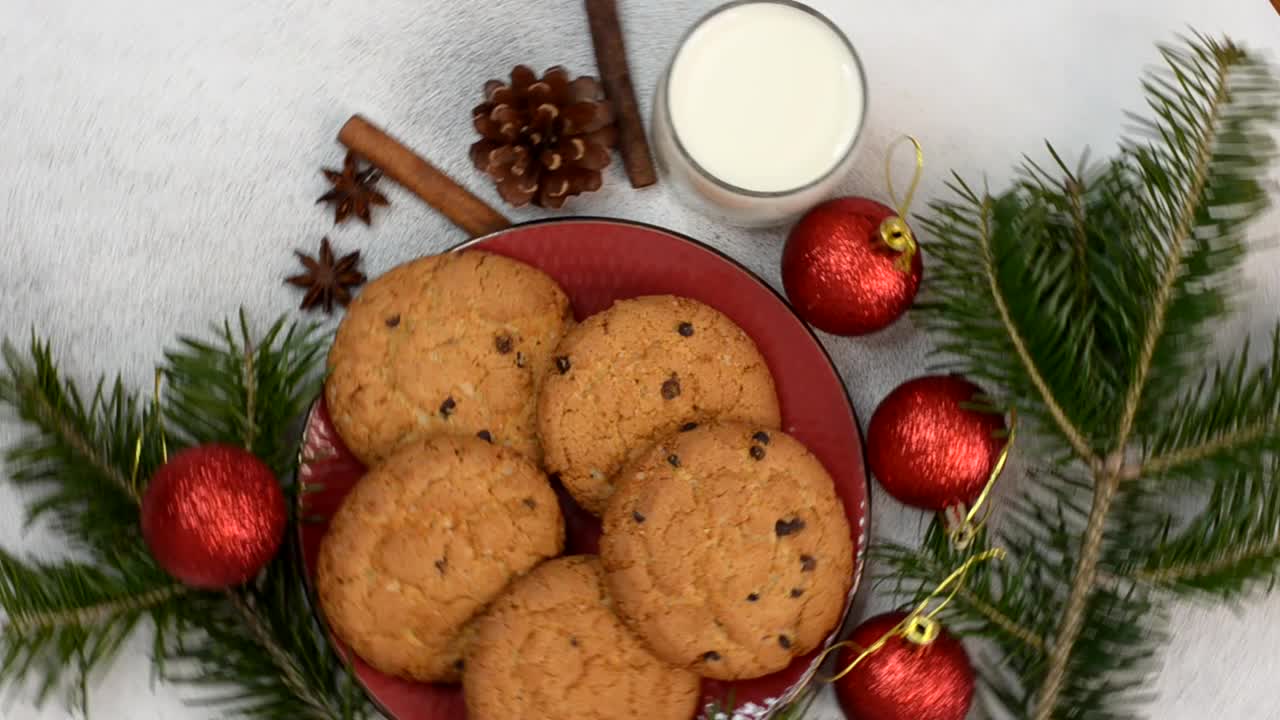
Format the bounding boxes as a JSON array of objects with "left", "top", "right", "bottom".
[{"left": 2, "top": 1, "right": 1279, "bottom": 718}]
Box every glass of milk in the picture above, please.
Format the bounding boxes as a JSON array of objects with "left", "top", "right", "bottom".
[{"left": 653, "top": 0, "right": 867, "bottom": 227}]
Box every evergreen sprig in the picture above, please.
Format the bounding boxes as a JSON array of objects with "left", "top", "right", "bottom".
[
  {"left": 1135, "top": 327, "right": 1280, "bottom": 482},
  {"left": 0, "top": 337, "right": 162, "bottom": 557},
  {"left": 163, "top": 311, "right": 328, "bottom": 476},
  {"left": 1122, "top": 461, "right": 1280, "bottom": 599},
  {"left": 163, "top": 539, "right": 370, "bottom": 720},
  {"left": 0, "top": 549, "right": 185, "bottom": 711},
  {"left": 881, "top": 33, "right": 1280, "bottom": 719},
  {"left": 0, "top": 313, "right": 367, "bottom": 719}
]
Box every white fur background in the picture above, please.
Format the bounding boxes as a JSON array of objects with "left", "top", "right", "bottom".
[{"left": 2, "top": 1, "right": 1278, "bottom": 718}]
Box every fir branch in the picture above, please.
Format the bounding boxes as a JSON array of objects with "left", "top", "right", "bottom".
[
  {"left": 1004, "top": 490, "right": 1164, "bottom": 719},
  {"left": 224, "top": 591, "right": 341, "bottom": 718},
  {"left": 24, "top": 386, "right": 135, "bottom": 502},
  {"left": 0, "top": 330, "right": 178, "bottom": 713},
  {"left": 974, "top": 190, "right": 1098, "bottom": 464},
  {"left": 164, "top": 535, "right": 371, "bottom": 720},
  {"left": 1124, "top": 36, "right": 1277, "bottom": 434},
  {"left": 1136, "top": 538, "right": 1280, "bottom": 588},
  {"left": 7, "top": 585, "right": 186, "bottom": 634},
  {"left": 154, "top": 312, "right": 364, "bottom": 719},
  {"left": 0, "top": 337, "right": 159, "bottom": 556},
  {"left": 1136, "top": 423, "right": 1271, "bottom": 478},
  {"left": 918, "top": 165, "right": 1129, "bottom": 461},
  {"left": 1036, "top": 37, "right": 1276, "bottom": 719},
  {"left": 1, "top": 315, "right": 355, "bottom": 718},
  {"left": 1127, "top": 327, "right": 1280, "bottom": 481},
  {"left": 0, "top": 550, "right": 184, "bottom": 710},
  {"left": 918, "top": 32, "right": 1276, "bottom": 719},
  {"left": 1048, "top": 583, "right": 1165, "bottom": 719},
  {"left": 956, "top": 584, "right": 1046, "bottom": 653},
  {"left": 1034, "top": 472, "right": 1121, "bottom": 720},
  {"left": 1123, "top": 464, "right": 1280, "bottom": 598},
  {"left": 162, "top": 311, "right": 327, "bottom": 477},
  {"left": 1113, "top": 50, "right": 1226, "bottom": 449}
]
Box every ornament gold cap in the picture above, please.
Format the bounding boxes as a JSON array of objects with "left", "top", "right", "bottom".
[{"left": 879, "top": 216, "right": 917, "bottom": 272}]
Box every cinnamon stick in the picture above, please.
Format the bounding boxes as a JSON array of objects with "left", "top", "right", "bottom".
[
  {"left": 337, "top": 115, "right": 511, "bottom": 238},
  {"left": 585, "top": 0, "right": 658, "bottom": 188}
]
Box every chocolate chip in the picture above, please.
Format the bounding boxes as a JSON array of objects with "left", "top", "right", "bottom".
[
  {"left": 661, "top": 375, "right": 681, "bottom": 400},
  {"left": 790, "top": 587, "right": 805, "bottom": 598},
  {"left": 495, "top": 334, "right": 513, "bottom": 354},
  {"left": 746, "top": 593, "right": 759, "bottom": 602},
  {"left": 435, "top": 558, "right": 447, "bottom": 574},
  {"left": 775, "top": 517, "right": 806, "bottom": 537},
  {"left": 523, "top": 497, "right": 537, "bottom": 509},
  {"left": 453, "top": 659, "right": 465, "bottom": 672},
  {"left": 569, "top": 637, "right": 579, "bottom": 647},
  {"left": 633, "top": 510, "right": 646, "bottom": 523},
  {"left": 680, "top": 422, "right": 699, "bottom": 432},
  {"left": 667, "top": 454, "right": 681, "bottom": 468},
  {"left": 516, "top": 351, "right": 526, "bottom": 368},
  {"left": 752, "top": 431, "right": 771, "bottom": 445},
  {"left": 703, "top": 651, "right": 721, "bottom": 662},
  {"left": 800, "top": 555, "right": 817, "bottom": 572},
  {"left": 477, "top": 429, "right": 493, "bottom": 443},
  {"left": 385, "top": 314, "right": 401, "bottom": 328},
  {"left": 555, "top": 356, "right": 571, "bottom": 374},
  {"left": 439, "top": 396, "right": 456, "bottom": 418},
  {"left": 778, "top": 635, "right": 792, "bottom": 649},
  {"left": 749, "top": 445, "right": 766, "bottom": 461},
  {"left": 677, "top": 322, "right": 694, "bottom": 337}
]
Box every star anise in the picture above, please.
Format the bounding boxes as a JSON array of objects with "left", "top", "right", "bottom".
[
  {"left": 285, "top": 237, "right": 366, "bottom": 314},
  {"left": 316, "top": 151, "right": 389, "bottom": 225}
]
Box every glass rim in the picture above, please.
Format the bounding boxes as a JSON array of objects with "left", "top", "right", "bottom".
[{"left": 659, "top": 0, "right": 869, "bottom": 199}]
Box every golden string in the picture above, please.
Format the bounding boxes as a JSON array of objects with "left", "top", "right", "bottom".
[
  {"left": 130, "top": 370, "right": 170, "bottom": 492},
  {"left": 813, "top": 548, "right": 1007, "bottom": 683},
  {"left": 879, "top": 135, "right": 924, "bottom": 273},
  {"left": 155, "top": 370, "right": 169, "bottom": 463},
  {"left": 947, "top": 408, "right": 1018, "bottom": 551},
  {"left": 885, "top": 135, "right": 924, "bottom": 216}
]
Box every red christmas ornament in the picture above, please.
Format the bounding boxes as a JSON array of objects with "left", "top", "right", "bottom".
[
  {"left": 867, "top": 375, "right": 1005, "bottom": 512},
  {"left": 781, "top": 197, "right": 923, "bottom": 336},
  {"left": 141, "top": 444, "right": 287, "bottom": 589},
  {"left": 834, "top": 612, "right": 975, "bottom": 720}
]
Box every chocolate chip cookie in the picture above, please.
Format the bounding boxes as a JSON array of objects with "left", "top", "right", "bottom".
[
  {"left": 464, "top": 556, "right": 700, "bottom": 720},
  {"left": 316, "top": 434, "right": 564, "bottom": 682},
  {"left": 326, "top": 249, "right": 572, "bottom": 466},
  {"left": 600, "top": 423, "right": 853, "bottom": 680},
  {"left": 538, "top": 295, "right": 780, "bottom": 514}
]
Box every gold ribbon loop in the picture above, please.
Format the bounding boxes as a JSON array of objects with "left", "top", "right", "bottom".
[
  {"left": 817, "top": 548, "right": 1006, "bottom": 683},
  {"left": 945, "top": 407, "right": 1018, "bottom": 550},
  {"left": 879, "top": 135, "right": 924, "bottom": 273}
]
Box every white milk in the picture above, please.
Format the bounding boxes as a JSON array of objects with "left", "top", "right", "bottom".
[{"left": 653, "top": 1, "right": 865, "bottom": 226}]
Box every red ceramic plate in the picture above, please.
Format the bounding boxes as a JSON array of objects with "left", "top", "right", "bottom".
[{"left": 298, "top": 218, "right": 869, "bottom": 719}]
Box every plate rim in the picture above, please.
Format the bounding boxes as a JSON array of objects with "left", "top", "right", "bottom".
[{"left": 295, "top": 215, "right": 873, "bottom": 719}]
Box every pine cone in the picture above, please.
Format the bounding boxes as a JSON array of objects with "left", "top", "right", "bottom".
[{"left": 470, "top": 65, "right": 618, "bottom": 209}]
